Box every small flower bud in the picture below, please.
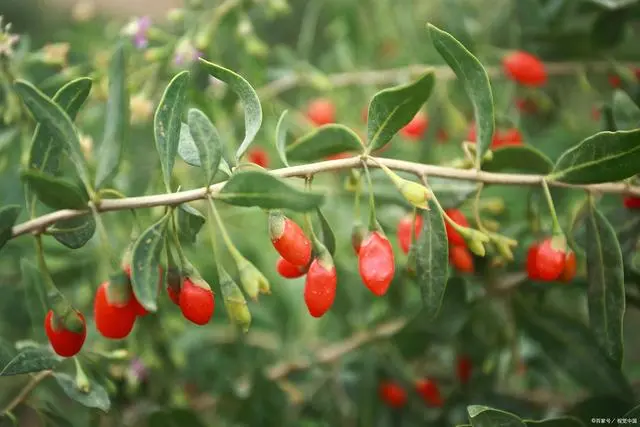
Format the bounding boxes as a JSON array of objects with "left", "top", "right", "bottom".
[
  {"left": 41, "top": 43, "right": 70, "bottom": 66},
  {"left": 494, "top": 239, "right": 515, "bottom": 262},
  {"left": 167, "top": 8, "right": 185, "bottom": 23},
  {"left": 72, "top": 1, "right": 96, "bottom": 22},
  {"left": 237, "top": 258, "right": 270, "bottom": 299},
  {"left": 237, "top": 18, "right": 253, "bottom": 38},
  {"left": 130, "top": 94, "right": 154, "bottom": 124},
  {"left": 378, "top": 163, "right": 431, "bottom": 209},
  {"left": 220, "top": 269, "right": 251, "bottom": 333},
  {"left": 480, "top": 198, "right": 505, "bottom": 215},
  {"left": 467, "top": 238, "right": 486, "bottom": 257}
]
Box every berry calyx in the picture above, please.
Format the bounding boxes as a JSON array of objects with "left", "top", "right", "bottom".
[
  {"left": 415, "top": 378, "right": 444, "bottom": 407},
  {"left": 269, "top": 211, "right": 312, "bottom": 267},
  {"left": 304, "top": 257, "right": 337, "bottom": 318},
  {"left": 276, "top": 257, "right": 308, "bottom": 279},
  {"left": 400, "top": 111, "right": 428, "bottom": 140},
  {"left": 534, "top": 237, "right": 567, "bottom": 281},
  {"left": 502, "top": 51, "right": 547, "bottom": 87},
  {"left": 179, "top": 277, "right": 215, "bottom": 325},
  {"left": 247, "top": 147, "right": 269, "bottom": 168},
  {"left": 306, "top": 98, "right": 335, "bottom": 126},
  {"left": 94, "top": 281, "right": 138, "bottom": 339},
  {"left": 456, "top": 354, "right": 472, "bottom": 385},
  {"left": 44, "top": 310, "right": 86, "bottom": 357},
  {"left": 358, "top": 231, "right": 395, "bottom": 296},
  {"left": 166, "top": 267, "right": 182, "bottom": 306},
  {"left": 351, "top": 222, "right": 367, "bottom": 255},
  {"left": 397, "top": 213, "right": 423, "bottom": 254},
  {"left": 449, "top": 245, "right": 474, "bottom": 274},
  {"left": 560, "top": 250, "right": 577, "bottom": 283},
  {"left": 379, "top": 381, "right": 407, "bottom": 408},
  {"left": 444, "top": 209, "right": 469, "bottom": 246},
  {"left": 624, "top": 196, "right": 640, "bottom": 209}
]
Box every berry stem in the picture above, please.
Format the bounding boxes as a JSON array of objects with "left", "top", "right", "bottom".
[
  {"left": 169, "top": 210, "right": 188, "bottom": 267},
  {"left": 361, "top": 157, "right": 378, "bottom": 231},
  {"left": 541, "top": 178, "right": 563, "bottom": 235},
  {"left": 303, "top": 178, "right": 325, "bottom": 253},
  {"left": 88, "top": 201, "right": 120, "bottom": 273},
  {"left": 207, "top": 196, "right": 243, "bottom": 262},
  {"left": 473, "top": 183, "right": 489, "bottom": 234},
  {"left": 205, "top": 196, "right": 224, "bottom": 267}
]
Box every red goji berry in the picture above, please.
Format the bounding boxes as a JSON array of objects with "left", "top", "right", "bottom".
[
  {"left": 444, "top": 209, "right": 469, "bottom": 246},
  {"left": 624, "top": 196, "right": 640, "bottom": 209},
  {"left": 400, "top": 111, "right": 428, "bottom": 140},
  {"left": 247, "top": 147, "right": 269, "bottom": 168},
  {"left": 498, "top": 128, "right": 523, "bottom": 147},
  {"left": 276, "top": 257, "right": 308, "bottom": 279},
  {"left": 166, "top": 267, "right": 182, "bottom": 305},
  {"left": 397, "top": 214, "right": 424, "bottom": 254},
  {"left": 609, "top": 74, "right": 622, "bottom": 88},
  {"left": 456, "top": 354, "right": 472, "bottom": 385},
  {"left": 415, "top": 378, "right": 444, "bottom": 407},
  {"left": 449, "top": 245, "right": 474, "bottom": 274},
  {"left": 94, "top": 281, "right": 138, "bottom": 339},
  {"left": 269, "top": 212, "right": 312, "bottom": 267},
  {"left": 306, "top": 98, "right": 335, "bottom": 126},
  {"left": 44, "top": 310, "right": 86, "bottom": 357},
  {"left": 503, "top": 51, "right": 547, "bottom": 86},
  {"left": 534, "top": 238, "right": 566, "bottom": 281},
  {"left": 304, "top": 258, "right": 337, "bottom": 317},
  {"left": 379, "top": 381, "right": 407, "bottom": 408},
  {"left": 526, "top": 244, "right": 541, "bottom": 280},
  {"left": 124, "top": 264, "right": 162, "bottom": 317},
  {"left": 516, "top": 98, "right": 537, "bottom": 114},
  {"left": 358, "top": 231, "right": 395, "bottom": 296},
  {"left": 179, "top": 277, "right": 215, "bottom": 325},
  {"left": 167, "top": 286, "right": 181, "bottom": 305},
  {"left": 560, "top": 250, "right": 576, "bottom": 283}
]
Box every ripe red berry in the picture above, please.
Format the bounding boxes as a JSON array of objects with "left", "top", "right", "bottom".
[
  {"left": 167, "top": 286, "right": 181, "bottom": 305},
  {"left": 624, "top": 196, "right": 640, "bottom": 209},
  {"left": 94, "top": 281, "right": 138, "bottom": 339},
  {"left": 456, "top": 355, "right": 472, "bottom": 384},
  {"left": 123, "top": 264, "right": 163, "bottom": 317},
  {"left": 44, "top": 310, "right": 86, "bottom": 357},
  {"left": 400, "top": 111, "right": 428, "bottom": 140},
  {"left": 498, "top": 128, "right": 523, "bottom": 147},
  {"left": 269, "top": 213, "right": 312, "bottom": 267},
  {"left": 397, "top": 214, "right": 424, "bottom": 254},
  {"left": 444, "top": 209, "right": 469, "bottom": 246},
  {"left": 247, "top": 147, "right": 269, "bottom": 168},
  {"left": 276, "top": 257, "right": 308, "bottom": 279},
  {"left": 379, "top": 381, "right": 407, "bottom": 408},
  {"left": 179, "top": 277, "right": 215, "bottom": 325},
  {"left": 415, "top": 378, "right": 444, "bottom": 407},
  {"left": 609, "top": 74, "right": 621, "bottom": 88},
  {"left": 502, "top": 51, "right": 547, "bottom": 86},
  {"left": 306, "top": 98, "right": 335, "bottom": 126},
  {"left": 560, "top": 251, "right": 576, "bottom": 283},
  {"left": 534, "top": 238, "right": 566, "bottom": 281},
  {"left": 358, "top": 231, "right": 395, "bottom": 296},
  {"left": 449, "top": 245, "right": 474, "bottom": 274},
  {"left": 304, "top": 258, "right": 337, "bottom": 317},
  {"left": 526, "top": 244, "right": 541, "bottom": 280},
  {"left": 516, "top": 98, "right": 537, "bottom": 114}
]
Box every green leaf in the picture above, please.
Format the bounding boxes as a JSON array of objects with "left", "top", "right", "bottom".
[
  {"left": 48, "top": 216, "right": 96, "bottom": 249},
  {"left": 0, "top": 127, "right": 19, "bottom": 153},
  {"left": 513, "top": 296, "right": 632, "bottom": 397},
  {"left": 199, "top": 59, "right": 262, "bottom": 161},
  {"left": 0, "top": 347, "right": 58, "bottom": 376},
  {"left": 274, "top": 110, "right": 290, "bottom": 167},
  {"left": 131, "top": 214, "right": 170, "bottom": 312},
  {"left": 287, "top": 124, "right": 362, "bottom": 161},
  {"left": 585, "top": 201, "right": 625, "bottom": 367},
  {"left": 218, "top": 170, "right": 324, "bottom": 211},
  {"left": 187, "top": 108, "right": 223, "bottom": 185},
  {"left": 366, "top": 71, "right": 435, "bottom": 152},
  {"left": 95, "top": 43, "right": 129, "bottom": 189},
  {"left": 622, "top": 404, "right": 640, "bottom": 424},
  {"left": 549, "top": 130, "right": 640, "bottom": 184},
  {"left": 21, "top": 169, "right": 88, "bottom": 210},
  {"left": 428, "top": 24, "right": 495, "bottom": 167},
  {"left": 178, "top": 122, "right": 199, "bottom": 166},
  {"left": 316, "top": 208, "right": 336, "bottom": 255},
  {"left": 482, "top": 145, "right": 553, "bottom": 174},
  {"left": 177, "top": 204, "right": 206, "bottom": 244},
  {"left": 154, "top": 71, "right": 190, "bottom": 191},
  {"left": 54, "top": 373, "right": 111, "bottom": 412},
  {"left": 14, "top": 80, "right": 91, "bottom": 189},
  {"left": 525, "top": 417, "right": 586, "bottom": 427},
  {"left": 583, "top": 0, "right": 638, "bottom": 10},
  {"left": 0, "top": 204, "right": 21, "bottom": 252},
  {"left": 468, "top": 406, "right": 525, "bottom": 427},
  {"left": 612, "top": 90, "right": 640, "bottom": 131},
  {"left": 20, "top": 260, "right": 47, "bottom": 338},
  {"left": 28, "top": 77, "right": 91, "bottom": 175},
  {"left": 415, "top": 200, "right": 449, "bottom": 320}
]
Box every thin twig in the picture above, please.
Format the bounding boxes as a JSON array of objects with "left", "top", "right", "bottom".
[{"left": 1, "top": 370, "right": 53, "bottom": 415}]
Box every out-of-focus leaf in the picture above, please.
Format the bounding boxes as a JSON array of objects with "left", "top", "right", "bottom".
[
  {"left": 20, "top": 259, "right": 47, "bottom": 339},
  {"left": 0, "top": 204, "right": 21, "bottom": 252},
  {"left": 583, "top": 0, "right": 638, "bottom": 10},
  {"left": 274, "top": 110, "right": 291, "bottom": 166},
  {"left": 612, "top": 90, "right": 640, "bottom": 131},
  {"left": 483, "top": 145, "right": 553, "bottom": 174}
]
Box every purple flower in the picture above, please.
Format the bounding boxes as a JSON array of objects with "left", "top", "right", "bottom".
[
  {"left": 123, "top": 16, "right": 151, "bottom": 49},
  {"left": 173, "top": 39, "right": 201, "bottom": 66},
  {"left": 128, "top": 358, "right": 148, "bottom": 381}
]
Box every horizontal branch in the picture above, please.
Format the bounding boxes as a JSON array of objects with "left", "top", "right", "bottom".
[{"left": 10, "top": 156, "right": 640, "bottom": 240}]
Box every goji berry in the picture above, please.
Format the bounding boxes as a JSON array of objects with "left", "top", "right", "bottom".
[
  {"left": 179, "top": 277, "right": 214, "bottom": 325},
  {"left": 304, "top": 258, "right": 337, "bottom": 317},
  {"left": 94, "top": 281, "right": 138, "bottom": 339},
  {"left": 624, "top": 196, "right": 640, "bottom": 209},
  {"left": 444, "top": 209, "right": 469, "bottom": 246},
  {"left": 534, "top": 238, "right": 566, "bottom": 281},
  {"left": 247, "top": 147, "right": 269, "bottom": 168},
  {"left": 44, "top": 310, "right": 86, "bottom": 357},
  {"left": 609, "top": 74, "right": 621, "bottom": 88},
  {"left": 560, "top": 250, "right": 576, "bottom": 283},
  {"left": 415, "top": 378, "right": 444, "bottom": 407},
  {"left": 123, "top": 264, "right": 160, "bottom": 317},
  {"left": 449, "top": 245, "right": 474, "bottom": 274},
  {"left": 400, "top": 111, "right": 428, "bottom": 140},
  {"left": 498, "top": 128, "right": 523, "bottom": 147},
  {"left": 167, "top": 286, "right": 181, "bottom": 305},
  {"left": 379, "top": 381, "right": 407, "bottom": 408},
  {"left": 456, "top": 354, "right": 472, "bottom": 385},
  {"left": 397, "top": 213, "right": 424, "bottom": 254},
  {"left": 269, "top": 212, "right": 312, "bottom": 267},
  {"left": 526, "top": 244, "right": 541, "bottom": 280},
  {"left": 166, "top": 267, "right": 182, "bottom": 305},
  {"left": 516, "top": 98, "right": 537, "bottom": 114},
  {"left": 503, "top": 51, "right": 547, "bottom": 86},
  {"left": 276, "top": 257, "right": 308, "bottom": 279},
  {"left": 358, "top": 231, "right": 395, "bottom": 296},
  {"left": 306, "top": 98, "right": 335, "bottom": 126}
]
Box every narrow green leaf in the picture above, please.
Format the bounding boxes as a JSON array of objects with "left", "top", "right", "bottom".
[
  {"left": 0, "top": 204, "right": 21, "bottom": 252},
  {"left": 177, "top": 204, "right": 206, "bottom": 244},
  {"left": 612, "top": 90, "right": 640, "bottom": 131},
  {"left": 95, "top": 43, "right": 129, "bottom": 188},
  {"left": 428, "top": 24, "right": 495, "bottom": 167},
  {"left": 131, "top": 214, "right": 170, "bottom": 311},
  {"left": 525, "top": 417, "right": 586, "bottom": 427},
  {"left": 28, "top": 77, "right": 92, "bottom": 175},
  {"left": 585, "top": 201, "right": 625, "bottom": 367},
  {"left": 415, "top": 200, "right": 449, "bottom": 320},
  {"left": 468, "top": 406, "right": 525, "bottom": 427},
  {"left": 54, "top": 373, "right": 111, "bottom": 412},
  {"left": 274, "top": 110, "right": 290, "bottom": 167},
  {"left": 287, "top": 124, "right": 363, "bottom": 161},
  {"left": 218, "top": 170, "right": 324, "bottom": 211},
  {"left": 48, "top": 216, "right": 96, "bottom": 249},
  {"left": 20, "top": 260, "right": 47, "bottom": 338},
  {"left": 483, "top": 145, "right": 553, "bottom": 174},
  {"left": 14, "top": 80, "right": 91, "bottom": 189},
  {"left": 549, "top": 130, "right": 640, "bottom": 184},
  {"left": 0, "top": 347, "right": 58, "bottom": 376},
  {"left": 199, "top": 59, "right": 262, "bottom": 161},
  {"left": 316, "top": 208, "right": 336, "bottom": 256},
  {"left": 187, "top": 108, "right": 222, "bottom": 185},
  {"left": 367, "top": 71, "right": 435, "bottom": 152},
  {"left": 21, "top": 169, "right": 88, "bottom": 210},
  {"left": 154, "top": 71, "right": 190, "bottom": 191}
]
